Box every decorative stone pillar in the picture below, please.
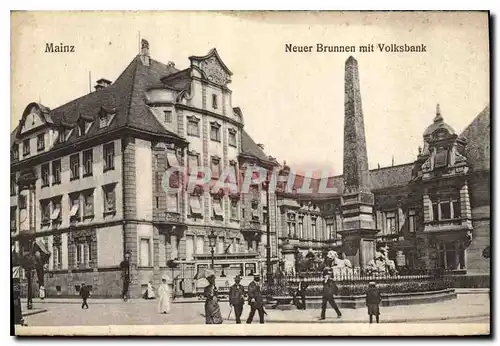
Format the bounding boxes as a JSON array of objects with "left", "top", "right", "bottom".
[{"left": 281, "top": 241, "right": 296, "bottom": 275}]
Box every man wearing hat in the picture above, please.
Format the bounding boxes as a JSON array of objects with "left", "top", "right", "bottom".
[
  {"left": 246, "top": 274, "right": 265, "bottom": 324},
  {"left": 80, "top": 282, "right": 90, "bottom": 309},
  {"left": 229, "top": 275, "right": 245, "bottom": 323},
  {"left": 320, "top": 269, "right": 341, "bottom": 320}
]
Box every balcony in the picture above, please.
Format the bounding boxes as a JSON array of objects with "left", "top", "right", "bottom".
[
  {"left": 165, "top": 212, "right": 181, "bottom": 223},
  {"left": 424, "top": 218, "right": 472, "bottom": 233}
]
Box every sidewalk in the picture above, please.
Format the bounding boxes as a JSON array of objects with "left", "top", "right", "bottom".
[{"left": 21, "top": 293, "right": 489, "bottom": 325}]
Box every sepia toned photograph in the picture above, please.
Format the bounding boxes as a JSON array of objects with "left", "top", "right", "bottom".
[{"left": 10, "top": 11, "right": 490, "bottom": 336}]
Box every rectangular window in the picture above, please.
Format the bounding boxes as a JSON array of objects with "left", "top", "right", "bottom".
[
  {"left": 99, "top": 115, "right": 109, "bottom": 129},
  {"left": 326, "top": 218, "right": 336, "bottom": 239},
  {"left": 70, "top": 154, "right": 80, "bottom": 180},
  {"left": 217, "top": 237, "right": 224, "bottom": 254},
  {"left": 386, "top": 211, "right": 397, "bottom": 234},
  {"left": 432, "top": 203, "right": 439, "bottom": 221},
  {"left": 164, "top": 110, "right": 172, "bottom": 123},
  {"left": 103, "top": 142, "right": 115, "bottom": 171},
  {"left": 52, "top": 160, "right": 61, "bottom": 184},
  {"left": 12, "top": 144, "right": 19, "bottom": 160},
  {"left": 189, "top": 196, "right": 202, "bottom": 217},
  {"left": 408, "top": 210, "right": 416, "bottom": 233},
  {"left": 211, "top": 158, "right": 220, "bottom": 178},
  {"left": 230, "top": 199, "right": 239, "bottom": 219},
  {"left": 22, "top": 139, "right": 30, "bottom": 156},
  {"left": 83, "top": 190, "right": 94, "bottom": 218},
  {"left": 453, "top": 200, "right": 461, "bottom": 218},
  {"left": 103, "top": 184, "right": 116, "bottom": 213},
  {"left": 210, "top": 123, "right": 221, "bottom": 142},
  {"left": 187, "top": 119, "right": 200, "bottom": 137},
  {"left": 196, "top": 236, "right": 204, "bottom": 254},
  {"left": 53, "top": 245, "right": 61, "bottom": 269},
  {"left": 311, "top": 219, "right": 317, "bottom": 239},
  {"left": 10, "top": 173, "right": 16, "bottom": 196},
  {"left": 10, "top": 207, "right": 16, "bottom": 232},
  {"left": 18, "top": 195, "right": 27, "bottom": 210},
  {"left": 58, "top": 129, "right": 66, "bottom": 143},
  {"left": 186, "top": 236, "right": 194, "bottom": 261},
  {"left": 140, "top": 238, "right": 151, "bottom": 267},
  {"left": 213, "top": 197, "right": 223, "bottom": 219},
  {"left": 76, "top": 243, "right": 83, "bottom": 265},
  {"left": 83, "top": 149, "right": 93, "bottom": 176},
  {"left": 37, "top": 133, "right": 45, "bottom": 151},
  {"left": 212, "top": 94, "right": 218, "bottom": 109},
  {"left": 41, "top": 163, "right": 50, "bottom": 186},
  {"left": 435, "top": 149, "right": 448, "bottom": 168},
  {"left": 228, "top": 129, "right": 237, "bottom": 147},
  {"left": 70, "top": 194, "right": 80, "bottom": 221},
  {"left": 51, "top": 197, "right": 62, "bottom": 222},
  {"left": 167, "top": 193, "right": 178, "bottom": 212},
  {"left": 166, "top": 150, "right": 179, "bottom": 168},
  {"left": 298, "top": 216, "right": 304, "bottom": 238},
  {"left": 188, "top": 154, "right": 199, "bottom": 170},
  {"left": 440, "top": 202, "right": 451, "bottom": 220},
  {"left": 170, "top": 235, "right": 178, "bottom": 260},
  {"left": 40, "top": 200, "right": 51, "bottom": 224}
]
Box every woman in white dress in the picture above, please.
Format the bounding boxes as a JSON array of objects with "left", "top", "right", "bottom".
[
  {"left": 158, "top": 276, "right": 172, "bottom": 314},
  {"left": 146, "top": 281, "right": 155, "bottom": 299}
]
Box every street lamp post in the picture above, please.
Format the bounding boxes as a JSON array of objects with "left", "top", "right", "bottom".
[
  {"left": 208, "top": 228, "right": 216, "bottom": 269},
  {"left": 264, "top": 181, "right": 273, "bottom": 285}
]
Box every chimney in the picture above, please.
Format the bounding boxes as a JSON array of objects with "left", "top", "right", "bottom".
[
  {"left": 94, "top": 78, "right": 112, "bottom": 91},
  {"left": 257, "top": 143, "right": 265, "bottom": 150},
  {"left": 140, "top": 39, "right": 150, "bottom": 66}
]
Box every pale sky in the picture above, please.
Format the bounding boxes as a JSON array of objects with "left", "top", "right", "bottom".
[{"left": 11, "top": 11, "right": 489, "bottom": 175}]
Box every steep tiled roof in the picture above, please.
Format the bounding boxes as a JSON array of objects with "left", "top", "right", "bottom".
[
  {"left": 368, "top": 163, "right": 414, "bottom": 190},
  {"left": 241, "top": 129, "right": 275, "bottom": 165},
  {"left": 13, "top": 55, "right": 184, "bottom": 149},
  {"left": 460, "top": 105, "right": 490, "bottom": 172}
]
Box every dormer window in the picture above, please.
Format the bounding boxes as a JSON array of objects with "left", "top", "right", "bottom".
[
  {"left": 37, "top": 133, "right": 45, "bottom": 151},
  {"left": 58, "top": 129, "right": 66, "bottom": 143},
  {"left": 78, "top": 119, "right": 93, "bottom": 136},
  {"left": 212, "top": 94, "right": 218, "bottom": 109},
  {"left": 99, "top": 112, "right": 115, "bottom": 129},
  {"left": 434, "top": 148, "right": 448, "bottom": 168}
]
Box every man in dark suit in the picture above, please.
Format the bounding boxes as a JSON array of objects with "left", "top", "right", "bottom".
[
  {"left": 246, "top": 274, "right": 265, "bottom": 324},
  {"left": 229, "top": 275, "right": 245, "bottom": 324},
  {"left": 119, "top": 252, "right": 131, "bottom": 301},
  {"left": 320, "top": 271, "right": 342, "bottom": 320},
  {"left": 80, "top": 282, "right": 90, "bottom": 309}
]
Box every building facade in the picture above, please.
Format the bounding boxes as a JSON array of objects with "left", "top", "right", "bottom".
[{"left": 11, "top": 41, "right": 490, "bottom": 298}]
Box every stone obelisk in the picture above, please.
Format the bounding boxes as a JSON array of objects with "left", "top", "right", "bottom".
[{"left": 340, "top": 56, "right": 378, "bottom": 269}]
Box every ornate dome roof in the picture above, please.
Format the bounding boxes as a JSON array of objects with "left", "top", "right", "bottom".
[{"left": 423, "top": 104, "right": 456, "bottom": 138}]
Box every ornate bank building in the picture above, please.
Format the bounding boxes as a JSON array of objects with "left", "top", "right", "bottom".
[{"left": 11, "top": 40, "right": 490, "bottom": 298}]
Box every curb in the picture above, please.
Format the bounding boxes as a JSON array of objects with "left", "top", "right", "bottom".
[{"left": 254, "top": 313, "right": 491, "bottom": 324}]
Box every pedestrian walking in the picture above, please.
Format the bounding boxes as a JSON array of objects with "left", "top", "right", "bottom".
[
  {"left": 204, "top": 270, "right": 223, "bottom": 324},
  {"left": 366, "top": 281, "right": 382, "bottom": 324},
  {"left": 246, "top": 274, "right": 265, "bottom": 324},
  {"left": 319, "top": 270, "right": 342, "bottom": 320},
  {"left": 80, "top": 282, "right": 90, "bottom": 309},
  {"left": 120, "top": 252, "right": 131, "bottom": 301},
  {"left": 229, "top": 275, "right": 245, "bottom": 323},
  {"left": 158, "top": 276, "right": 172, "bottom": 314}
]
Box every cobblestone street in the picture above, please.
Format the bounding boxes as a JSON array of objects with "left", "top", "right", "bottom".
[{"left": 21, "top": 293, "right": 489, "bottom": 326}]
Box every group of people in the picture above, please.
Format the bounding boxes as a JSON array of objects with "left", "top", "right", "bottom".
[
  {"left": 204, "top": 268, "right": 383, "bottom": 324},
  {"left": 204, "top": 271, "right": 265, "bottom": 324}
]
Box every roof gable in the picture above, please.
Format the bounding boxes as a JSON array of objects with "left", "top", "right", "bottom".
[
  {"left": 16, "top": 103, "right": 53, "bottom": 138},
  {"left": 460, "top": 105, "right": 490, "bottom": 172},
  {"left": 189, "top": 48, "right": 232, "bottom": 86}
]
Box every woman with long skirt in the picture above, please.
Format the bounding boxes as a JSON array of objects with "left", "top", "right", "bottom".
[
  {"left": 158, "top": 276, "right": 171, "bottom": 314},
  {"left": 204, "top": 273, "right": 223, "bottom": 324}
]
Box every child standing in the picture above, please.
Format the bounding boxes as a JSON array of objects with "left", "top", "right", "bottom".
[{"left": 366, "top": 282, "right": 381, "bottom": 323}]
